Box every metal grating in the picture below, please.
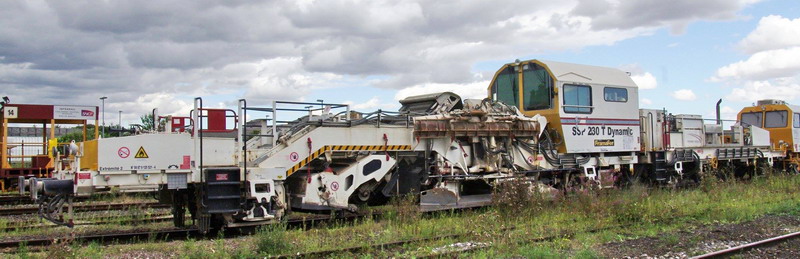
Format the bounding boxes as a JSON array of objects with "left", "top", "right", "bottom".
[{"left": 167, "top": 173, "right": 187, "bottom": 189}]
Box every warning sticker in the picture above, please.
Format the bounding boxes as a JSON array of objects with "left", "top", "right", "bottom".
[
  {"left": 135, "top": 146, "right": 149, "bottom": 158},
  {"left": 78, "top": 173, "right": 92, "bottom": 180},
  {"left": 118, "top": 147, "right": 130, "bottom": 158}
]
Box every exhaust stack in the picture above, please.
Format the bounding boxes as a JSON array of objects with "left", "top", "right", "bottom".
[{"left": 716, "top": 99, "right": 722, "bottom": 125}]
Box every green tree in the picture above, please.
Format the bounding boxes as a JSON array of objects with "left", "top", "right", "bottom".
[
  {"left": 139, "top": 113, "right": 155, "bottom": 131},
  {"left": 57, "top": 125, "right": 113, "bottom": 143},
  {"left": 131, "top": 113, "right": 164, "bottom": 132}
]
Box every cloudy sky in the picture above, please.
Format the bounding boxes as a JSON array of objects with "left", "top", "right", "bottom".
[{"left": 1, "top": 0, "right": 798, "bottom": 125}]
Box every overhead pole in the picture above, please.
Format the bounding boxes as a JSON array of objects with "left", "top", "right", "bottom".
[
  {"left": 99, "top": 96, "right": 107, "bottom": 137},
  {"left": 118, "top": 110, "right": 122, "bottom": 137}
]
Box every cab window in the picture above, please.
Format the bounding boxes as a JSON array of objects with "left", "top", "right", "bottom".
[
  {"left": 492, "top": 67, "right": 518, "bottom": 107},
  {"left": 604, "top": 87, "right": 628, "bottom": 102},
  {"left": 522, "top": 63, "right": 553, "bottom": 110},
  {"left": 765, "top": 110, "right": 787, "bottom": 128},
  {"left": 740, "top": 112, "right": 762, "bottom": 127},
  {"left": 563, "top": 84, "right": 592, "bottom": 113},
  {"left": 794, "top": 113, "right": 800, "bottom": 128}
]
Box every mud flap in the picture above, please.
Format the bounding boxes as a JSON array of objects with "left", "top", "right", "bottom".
[
  {"left": 420, "top": 187, "right": 458, "bottom": 206},
  {"left": 420, "top": 187, "right": 492, "bottom": 212}
]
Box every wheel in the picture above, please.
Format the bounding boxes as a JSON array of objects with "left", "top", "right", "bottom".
[
  {"left": 616, "top": 166, "right": 641, "bottom": 188},
  {"left": 563, "top": 171, "right": 592, "bottom": 192},
  {"left": 172, "top": 192, "right": 186, "bottom": 228},
  {"left": 350, "top": 184, "right": 372, "bottom": 204}
]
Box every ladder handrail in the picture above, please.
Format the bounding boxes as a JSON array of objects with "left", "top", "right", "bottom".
[{"left": 193, "top": 97, "right": 203, "bottom": 182}]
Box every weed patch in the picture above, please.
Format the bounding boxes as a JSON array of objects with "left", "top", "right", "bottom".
[
  {"left": 492, "top": 177, "right": 547, "bottom": 216},
  {"left": 255, "top": 223, "right": 291, "bottom": 256}
]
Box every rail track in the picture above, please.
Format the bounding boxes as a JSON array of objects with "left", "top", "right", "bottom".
[
  {"left": 0, "top": 193, "right": 156, "bottom": 206},
  {"left": 0, "top": 202, "right": 169, "bottom": 216},
  {"left": 271, "top": 226, "right": 515, "bottom": 258},
  {"left": 0, "top": 228, "right": 198, "bottom": 251},
  {"left": 691, "top": 231, "right": 800, "bottom": 258},
  {"left": 0, "top": 210, "right": 380, "bottom": 253},
  {"left": 0, "top": 214, "right": 174, "bottom": 232},
  {"left": 273, "top": 223, "right": 630, "bottom": 258},
  {"left": 0, "top": 196, "right": 32, "bottom": 206}
]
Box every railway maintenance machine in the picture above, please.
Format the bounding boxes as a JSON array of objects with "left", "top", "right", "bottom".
[
  {"left": 23, "top": 59, "right": 785, "bottom": 232},
  {"left": 1, "top": 102, "right": 99, "bottom": 192}
]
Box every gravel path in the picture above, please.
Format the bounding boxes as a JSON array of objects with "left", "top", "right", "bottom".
[{"left": 596, "top": 214, "right": 800, "bottom": 258}]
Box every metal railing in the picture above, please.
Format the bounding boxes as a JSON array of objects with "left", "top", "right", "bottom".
[{"left": 238, "top": 100, "right": 352, "bottom": 147}]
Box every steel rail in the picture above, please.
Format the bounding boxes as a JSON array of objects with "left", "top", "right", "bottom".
[
  {"left": 0, "top": 194, "right": 149, "bottom": 206},
  {"left": 272, "top": 227, "right": 516, "bottom": 259},
  {"left": 0, "top": 214, "right": 174, "bottom": 232},
  {"left": 419, "top": 223, "right": 631, "bottom": 258},
  {"left": 0, "top": 210, "right": 382, "bottom": 253},
  {"left": 0, "top": 202, "right": 169, "bottom": 216},
  {"left": 690, "top": 231, "right": 800, "bottom": 259},
  {"left": 0, "top": 228, "right": 199, "bottom": 250},
  {"left": 277, "top": 223, "right": 631, "bottom": 258},
  {"left": 0, "top": 196, "right": 32, "bottom": 206}
]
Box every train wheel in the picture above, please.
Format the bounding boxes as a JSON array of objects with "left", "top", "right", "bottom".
[
  {"left": 755, "top": 159, "right": 772, "bottom": 176},
  {"left": 355, "top": 186, "right": 371, "bottom": 203},
  {"left": 563, "top": 172, "right": 597, "bottom": 193},
  {"left": 198, "top": 214, "right": 211, "bottom": 234},
  {"left": 714, "top": 162, "right": 734, "bottom": 181},
  {"left": 616, "top": 166, "right": 641, "bottom": 188},
  {"left": 171, "top": 192, "right": 186, "bottom": 228}
]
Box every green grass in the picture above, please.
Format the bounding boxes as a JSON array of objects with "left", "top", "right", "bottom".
[{"left": 3, "top": 174, "right": 800, "bottom": 258}]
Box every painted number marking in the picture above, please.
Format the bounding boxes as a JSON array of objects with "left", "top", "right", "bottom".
[
  {"left": 571, "top": 126, "right": 634, "bottom": 137},
  {"left": 4, "top": 107, "right": 18, "bottom": 119},
  {"left": 118, "top": 147, "right": 130, "bottom": 158},
  {"left": 330, "top": 181, "right": 339, "bottom": 191},
  {"left": 289, "top": 152, "right": 299, "bottom": 162}
]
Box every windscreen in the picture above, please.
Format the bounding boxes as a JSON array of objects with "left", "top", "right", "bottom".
[
  {"left": 740, "top": 112, "right": 762, "bottom": 127},
  {"left": 492, "top": 67, "right": 518, "bottom": 107}
]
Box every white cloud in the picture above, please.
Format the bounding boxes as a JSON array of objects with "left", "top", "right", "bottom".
[
  {"left": 711, "top": 46, "right": 800, "bottom": 82},
  {"left": 630, "top": 72, "right": 658, "bottom": 89},
  {"left": 713, "top": 15, "right": 800, "bottom": 103},
  {"left": 739, "top": 15, "right": 800, "bottom": 54},
  {"left": 720, "top": 106, "right": 738, "bottom": 120},
  {"left": 0, "top": 0, "right": 763, "bottom": 109},
  {"left": 640, "top": 98, "right": 653, "bottom": 105},
  {"left": 671, "top": 89, "right": 697, "bottom": 101},
  {"left": 725, "top": 80, "right": 800, "bottom": 103},
  {"left": 242, "top": 57, "right": 347, "bottom": 104},
  {"left": 343, "top": 96, "right": 396, "bottom": 111},
  {"left": 107, "top": 92, "right": 193, "bottom": 125},
  {"left": 570, "top": 0, "right": 761, "bottom": 34},
  {"left": 394, "top": 81, "right": 490, "bottom": 101},
  {"left": 619, "top": 63, "right": 656, "bottom": 89}
]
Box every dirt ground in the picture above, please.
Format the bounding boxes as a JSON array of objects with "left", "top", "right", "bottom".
[{"left": 597, "top": 214, "right": 800, "bottom": 258}]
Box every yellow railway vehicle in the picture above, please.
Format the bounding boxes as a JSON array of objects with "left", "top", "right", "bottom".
[{"left": 738, "top": 99, "right": 800, "bottom": 169}]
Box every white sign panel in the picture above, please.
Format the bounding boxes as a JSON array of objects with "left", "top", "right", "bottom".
[
  {"left": 98, "top": 134, "right": 193, "bottom": 171},
  {"left": 4, "top": 107, "right": 18, "bottom": 119},
  {"left": 54, "top": 105, "right": 96, "bottom": 120},
  {"left": 561, "top": 117, "right": 641, "bottom": 153}
]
